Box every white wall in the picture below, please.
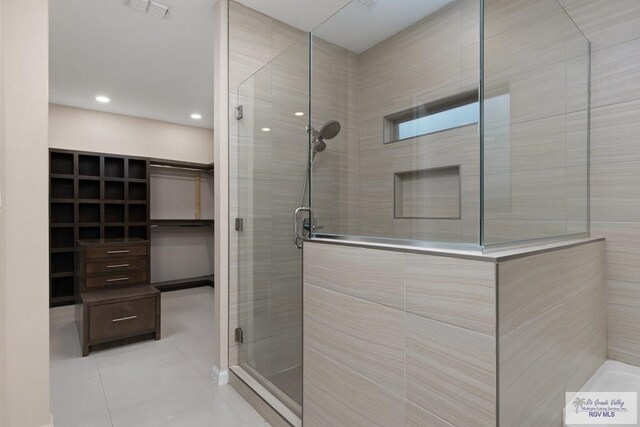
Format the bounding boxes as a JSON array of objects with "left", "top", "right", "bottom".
[
  {"left": 0, "top": 0, "right": 51, "bottom": 425},
  {"left": 213, "top": 0, "right": 230, "bottom": 383},
  {"left": 49, "top": 104, "right": 214, "bottom": 163},
  {"left": 0, "top": 0, "right": 7, "bottom": 421}
]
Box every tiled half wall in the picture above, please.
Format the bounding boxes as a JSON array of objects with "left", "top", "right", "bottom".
[{"left": 303, "top": 239, "right": 606, "bottom": 426}]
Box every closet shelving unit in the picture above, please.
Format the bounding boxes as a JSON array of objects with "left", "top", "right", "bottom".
[
  {"left": 49, "top": 149, "right": 150, "bottom": 307},
  {"left": 149, "top": 159, "right": 215, "bottom": 292}
]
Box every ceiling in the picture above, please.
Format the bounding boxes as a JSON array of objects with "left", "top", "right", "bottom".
[
  {"left": 235, "top": 0, "right": 352, "bottom": 33},
  {"left": 313, "top": 0, "right": 455, "bottom": 54},
  {"left": 237, "top": 0, "right": 455, "bottom": 54},
  {"left": 50, "top": 0, "right": 453, "bottom": 129},
  {"left": 50, "top": 0, "right": 215, "bottom": 128}
]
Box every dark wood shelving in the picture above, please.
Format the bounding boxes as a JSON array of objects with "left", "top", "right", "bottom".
[
  {"left": 152, "top": 275, "right": 214, "bottom": 292},
  {"left": 51, "top": 272, "right": 74, "bottom": 278},
  {"left": 50, "top": 295, "right": 75, "bottom": 307},
  {"left": 50, "top": 173, "right": 75, "bottom": 179},
  {"left": 49, "top": 149, "right": 151, "bottom": 307},
  {"left": 50, "top": 247, "right": 75, "bottom": 253},
  {"left": 150, "top": 219, "right": 214, "bottom": 228}
]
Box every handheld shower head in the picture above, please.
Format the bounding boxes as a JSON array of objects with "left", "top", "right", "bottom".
[{"left": 313, "top": 140, "right": 327, "bottom": 155}]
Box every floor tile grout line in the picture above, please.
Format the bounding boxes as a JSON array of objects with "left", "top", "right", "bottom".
[{"left": 96, "top": 362, "right": 115, "bottom": 427}]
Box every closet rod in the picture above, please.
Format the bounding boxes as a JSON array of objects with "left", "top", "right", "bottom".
[
  {"left": 150, "top": 224, "right": 214, "bottom": 229},
  {"left": 150, "top": 164, "right": 214, "bottom": 174}
]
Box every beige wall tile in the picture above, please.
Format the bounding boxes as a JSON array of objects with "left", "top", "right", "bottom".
[
  {"left": 509, "top": 62, "right": 567, "bottom": 124},
  {"left": 508, "top": 115, "right": 567, "bottom": 172},
  {"left": 608, "top": 279, "right": 640, "bottom": 366},
  {"left": 591, "top": 99, "right": 640, "bottom": 166},
  {"left": 405, "top": 254, "right": 495, "bottom": 335},
  {"left": 405, "top": 401, "right": 454, "bottom": 427},
  {"left": 304, "top": 243, "right": 405, "bottom": 309},
  {"left": 406, "top": 313, "right": 496, "bottom": 427},
  {"left": 485, "top": 168, "right": 567, "bottom": 221},
  {"left": 484, "top": 0, "right": 560, "bottom": 39},
  {"left": 500, "top": 305, "right": 566, "bottom": 427},
  {"left": 498, "top": 251, "right": 565, "bottom": 334},
  {"left": 303, "top": 346, "right": 405, "bottom": 427},
  {"left": 592, "top": 37, "right": 640, "bottom": 108},
  {"left": 591, "top": 161, "right": 640, "bottom": 222},
  {"left": 561, "top": 0, "right": 640, "bottom": 51},
  {"left": 499, "top": 241, "right": 606, "bottom": 424},
  {"left": 303, "top": 283, "right": 405, "bottom": 395},
  {"left": 592, "top": 222, "right": 640, "bottom": 283},
  {"left": 563, "top": 242, "right": 607, "bottom": 392}
]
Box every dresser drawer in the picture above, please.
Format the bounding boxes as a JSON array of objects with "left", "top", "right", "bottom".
[
  {"left": 86, "top": 271, "right": 148, "bottom": 288},
  {"left": 86, "top": 258, "right": 147, "bottom": 275},
  {"left": 89, "top": 297, "right": 156, "bottom": 341},
  {"left": 86, "top": 244, "right": 147, "bottom": 260}
]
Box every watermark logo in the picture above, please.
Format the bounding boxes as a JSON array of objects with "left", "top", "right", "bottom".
[{"left": 565, "top": 392, "right": 637, "bottom": 425}]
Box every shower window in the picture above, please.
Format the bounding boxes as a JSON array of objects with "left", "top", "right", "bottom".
[{"left": 384, "top": 91, "right": 479, "bottom": 143}]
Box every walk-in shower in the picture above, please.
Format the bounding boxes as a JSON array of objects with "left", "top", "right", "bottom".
[{"left": 228, "top": 0, "right": 590, "bottom": 420}]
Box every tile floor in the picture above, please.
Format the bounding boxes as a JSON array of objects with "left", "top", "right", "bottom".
[{"left": 50, "top": 287, "right": 269, "bottom": 427}]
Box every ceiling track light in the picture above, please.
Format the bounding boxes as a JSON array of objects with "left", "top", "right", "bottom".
[{"left": 124, "top": 0, "right": 170, "bottom": 18}]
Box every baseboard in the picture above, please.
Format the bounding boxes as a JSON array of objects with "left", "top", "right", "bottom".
[
  {"left": 211, "top": 365, "right": 229, "bottom": 386},
  {"left": 43, "top": 414, "right": 54, "bottom": 427}
]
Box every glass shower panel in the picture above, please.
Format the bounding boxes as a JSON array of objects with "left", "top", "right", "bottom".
[
  {"left": 310, "top": 0, "right": 481, "bottom": 245},
  {"left": 233, "top": 37, "right": 309, "bottom": 414},
  {"left": 482, "top": 0, "right": 590, "bottom": 245}
]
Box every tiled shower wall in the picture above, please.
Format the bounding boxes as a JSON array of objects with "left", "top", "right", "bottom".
[
  {"left": 353, "top": 0, "right": 480, "bottom": 243},
  {"left": 482, "top": 0, "right": 590, "bottom": 244},
  {"left": 314, "top": 0, "right": 590, "bottom": 245},
  {"left": 558, "top": 0, "right": 640, "bottom": 366}
]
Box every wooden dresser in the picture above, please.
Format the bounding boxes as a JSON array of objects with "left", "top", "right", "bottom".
[{"left": 75, "top": 238, "right": 160, "bottom": 356}]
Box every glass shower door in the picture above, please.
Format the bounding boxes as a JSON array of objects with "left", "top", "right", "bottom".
[{"left": 232, "top": 37, "right": 309, "bottom": 415}]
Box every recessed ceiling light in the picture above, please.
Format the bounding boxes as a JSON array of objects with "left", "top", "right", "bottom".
[
  {"left": 191, "top": 113, "right": 202, "bottom": 120},
  {"left": 294, "top": 112, "right": 305, "bottom": 116},
  {"left": 261, "top": 127, "right": 271, "bottom": 132},
  {"left": 96, "top": 96, "right": 110, "bottom": 103}
]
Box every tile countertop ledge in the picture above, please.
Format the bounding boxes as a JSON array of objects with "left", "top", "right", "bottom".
[{"left": 307, "top": 236, "right": 604, "bottom": 263}]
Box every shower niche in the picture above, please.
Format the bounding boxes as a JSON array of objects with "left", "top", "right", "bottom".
[{"left": 394, "top": 165, "right": 461, "bottom": 219}]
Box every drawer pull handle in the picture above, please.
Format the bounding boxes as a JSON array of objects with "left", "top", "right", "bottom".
[
  {"left": 107, "top": 264, "right": 130, "bottom": 269},
  {"left": 106, "top": 277, "right": 130, "bottom": 282},
  {"left": 107, "top": 250, "right": 130, "bottom": 254},
  {"left": 112, "top": 315, "right": 137, "bottom": 323}
]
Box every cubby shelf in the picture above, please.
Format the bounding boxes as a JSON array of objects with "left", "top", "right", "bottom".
[
  {"left": 51, "top": 272, "right": 74, "bottom": 279},
  {"left": 49, "top": 149, "right": 151, "bottom": 307},
  {"left": 50, "top": 247, "right": 75, "bottom": 253},
  {"left": 50, "top": 296, "right": 75, "bottom": 307}
]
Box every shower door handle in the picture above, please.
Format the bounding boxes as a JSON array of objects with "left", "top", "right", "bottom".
[{"left": 294, "top": 207, "right": 311, "bottom": 249}]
